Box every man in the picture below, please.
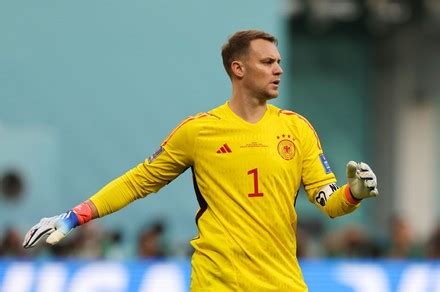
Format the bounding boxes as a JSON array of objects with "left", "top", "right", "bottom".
[{"left": 23, "top": 30, "right": 378, "bottom": 291}]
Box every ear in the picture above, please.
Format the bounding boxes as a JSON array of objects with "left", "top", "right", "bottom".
[{"left": 231, "top": 60, "right": 245, "bottom": 78}]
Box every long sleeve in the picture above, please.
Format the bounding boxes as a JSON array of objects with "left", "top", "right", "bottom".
[
  {"left": 90, "top": 115, "right": 200, "bottom": 217},
  {"left": 307, "top": 183, "right": 360, "bottom": 218}
]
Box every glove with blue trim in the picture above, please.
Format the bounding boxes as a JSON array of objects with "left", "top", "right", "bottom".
[{"left": 23, "top": 210, "right": 79, "bottom": 249}]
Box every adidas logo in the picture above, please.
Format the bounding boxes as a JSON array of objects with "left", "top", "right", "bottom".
[{"left": 216, "top": 143, "right": 232, "bottom": 153}]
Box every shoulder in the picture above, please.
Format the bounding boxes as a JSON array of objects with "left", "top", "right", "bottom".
[
  {"left": 169, "top": 112, "right": 215, "bottom": 134},
  {"left": 268, "top": 104, "right": 314, "bottom": 128},
  {"left": 182, "top": 103, "right": 228, "bottom": 128},
  {"left": 181, "top": 112, "right": 213, "bottom": 125},
  {"left": 159, "top": 113, "right": 202, "bottom": 145},
  {"left": 162, "top": 107, "right": 221, "bottom": 144},
  {"left": 181, "top": 110, "right": 221, "bottom": 128}
]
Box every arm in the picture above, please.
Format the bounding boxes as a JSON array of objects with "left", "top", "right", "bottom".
[
  {"left": 310, "top": 161, "right": 379, "bottom": 218},
  {"left": 23, "top": 116, "right": 198, "bottom": 248},
  {"left": 23, "top": 152, "right": 189, "bottom": 249},
  {"left": 296, "top": 114, "right": 378, "bottom": 218}
]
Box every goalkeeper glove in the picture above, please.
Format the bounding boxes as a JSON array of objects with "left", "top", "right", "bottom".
[
  {"left": 346, "top": 161, "right": 379, "bottom": 200},
  {"left": 22, "top": 211, "right": 79, "bottom": 248},
  {"left": 23, "top": 202, "right": 94, "bottom": 248}
]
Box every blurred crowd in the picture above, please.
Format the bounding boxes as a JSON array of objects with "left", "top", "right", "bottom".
[
  {"left": 0, "top": 219, "right": 191, "bottom": 260},
  {"left": 296, "top": 216, "right": 440, "bottom": 260},
  {"left": 0, "top": 216, "right": 439, "bottom": 260}
]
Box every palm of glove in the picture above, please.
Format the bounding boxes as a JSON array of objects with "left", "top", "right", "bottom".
[
  {"left": 23, "top": 211, "right": 78, "bottom": 249},
  {"left": 346, "top": 161, "right": 379, "bottom": 199}
]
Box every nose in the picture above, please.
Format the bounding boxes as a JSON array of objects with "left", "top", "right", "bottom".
[{"left": 274, "top": 63, "right": 283, "bottom": 75}]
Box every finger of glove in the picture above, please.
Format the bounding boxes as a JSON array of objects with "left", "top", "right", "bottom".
[
  {"left": 23, "top": 218, "right": 54, "bottom": 248},
  {"left": 365, "top": 179, "right": 377, "bottom": 189},
  {"left": 358, "top": 171, "right": 375, "bottom": 180},
  {"left": 346, "top": 161, "right": 358, "bottom": 179},
  {"left": 359, "top": 162, "right": 372, "bottom": 171},
  {"left": 46, "top": 229, "right": 67, "bottom": 245},
  {"left": 369, "top": 188, "right": 379, "bottom": 197},
  {"left": 23, "top": 226, "right": 55, "bottom": 248},
  {"left": 22, "top": 215, "right": 63, "bottom": 248}
]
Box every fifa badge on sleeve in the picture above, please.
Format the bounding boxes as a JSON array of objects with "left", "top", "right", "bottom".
[{"left": 319, "top": 153, "right": 332, "bottom": 174}]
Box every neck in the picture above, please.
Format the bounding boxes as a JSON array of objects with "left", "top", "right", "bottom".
[{"left": 229, "top": 89, "right": 268, "bottom": 124}]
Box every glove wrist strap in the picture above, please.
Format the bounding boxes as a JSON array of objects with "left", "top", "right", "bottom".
[
  {"left": 344, "top": 185, "right": 362, "bottom": 205},
  {"left": 72, "top": 202, "right": 93, "bottom": 225}
]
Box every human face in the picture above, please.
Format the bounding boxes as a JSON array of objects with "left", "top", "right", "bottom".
[{"left": 241, "top": 39, "right": 283, "bottom": 100}]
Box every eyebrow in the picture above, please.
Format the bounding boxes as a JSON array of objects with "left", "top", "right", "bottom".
[{"left": 262, "top": 57, "right": 281, "bottom": 63}]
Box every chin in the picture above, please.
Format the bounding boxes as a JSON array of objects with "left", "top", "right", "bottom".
[
  {"left": 257, "top": 90, "right": 279, "bottom": 101},
  {"left": 267, "top": 91, "right": 279, "bottom": 100}
]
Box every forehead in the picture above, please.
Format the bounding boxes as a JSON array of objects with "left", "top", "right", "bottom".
[{"left": 248, "top": 39, "right": 280, "bottom": 59}]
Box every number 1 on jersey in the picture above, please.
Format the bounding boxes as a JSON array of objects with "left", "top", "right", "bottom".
[{"left": 247, "top": 168, "right": 264, "bottom": 197}]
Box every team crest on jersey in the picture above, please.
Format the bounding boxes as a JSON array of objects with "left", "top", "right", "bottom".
[
  {"left": 277, "top": 135, "right": 295, "bottom": 160},
  {"left": 148, "top": 146, "right": 163, "bottom": 163}
]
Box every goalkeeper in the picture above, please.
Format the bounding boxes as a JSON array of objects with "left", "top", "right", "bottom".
[{"left": 23, "top": 30, "right": 378, "bottom": 291}]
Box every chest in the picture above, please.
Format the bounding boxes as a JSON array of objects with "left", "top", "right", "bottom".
[{"left": 193, "top": 123, "right": 303, "bottom": 177}]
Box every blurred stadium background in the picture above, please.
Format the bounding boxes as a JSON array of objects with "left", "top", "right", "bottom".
[{"left": 0, "top": 0, "right": 439, "bottom": 291}]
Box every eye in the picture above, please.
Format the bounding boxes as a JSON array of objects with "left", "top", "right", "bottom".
[{"left": 262, "top": 59, "right": 274, "bottom": 65}]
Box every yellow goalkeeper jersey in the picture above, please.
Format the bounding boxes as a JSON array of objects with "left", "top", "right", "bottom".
[{"left": 90, "top": 102, "right": 359, "bottom": 291}]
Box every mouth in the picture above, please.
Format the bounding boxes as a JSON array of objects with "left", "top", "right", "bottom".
[{"left": 271, "top": 80, "right": 281, "bottom": 86}]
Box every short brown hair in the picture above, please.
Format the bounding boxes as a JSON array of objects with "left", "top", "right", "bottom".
[{"left": 221, "top": 30, "right": 278, "bottom": 78}]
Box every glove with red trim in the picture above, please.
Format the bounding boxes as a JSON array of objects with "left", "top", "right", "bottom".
[{"left": 346, "top": 161, "right": 379, "bottom": 200}]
